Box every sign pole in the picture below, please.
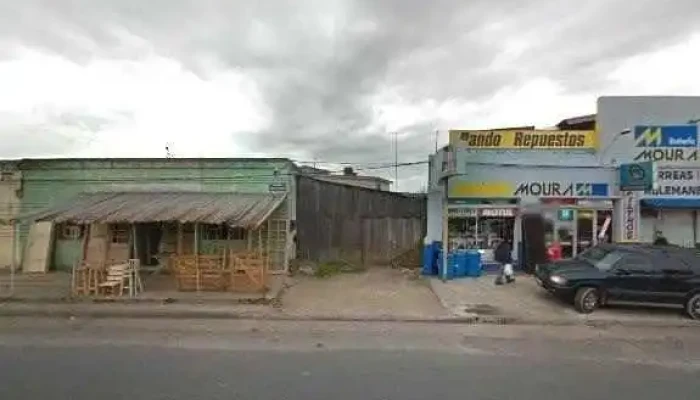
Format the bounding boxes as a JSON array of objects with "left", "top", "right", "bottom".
[{"left": 441, "top": 176, "right": 449, "bottom": 282}]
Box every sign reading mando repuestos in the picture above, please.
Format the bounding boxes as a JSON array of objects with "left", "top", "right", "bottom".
[{"left": 449, "top": 129, "right": 596, "bottom": 149}]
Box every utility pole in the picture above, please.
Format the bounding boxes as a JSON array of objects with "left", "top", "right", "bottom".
[
  {"left": 434, "top": 129, "right": 439, "bottom": 152},
  {"left": 392, "top": 132, "right": 399, "bottom": 191}
]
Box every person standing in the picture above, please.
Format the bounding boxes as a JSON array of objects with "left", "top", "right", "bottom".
[
  {"left": 654, "top": 230, "right": 669, "bottom": 245},
  {"left": 494, "top": 238, "right": 515, "bottom": 285}
]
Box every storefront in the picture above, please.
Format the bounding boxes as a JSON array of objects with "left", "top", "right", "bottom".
[
  {"left": 426, "top": 97, "right": 700, "bottom": 276},
  {"left": 443, "top": 154, "right": 616, "bottom": 264},
  {"left": 638, "top": 166, "right": 700, "bottom": 246},
  {"left": 598, "top": 117, "right": 700, "bottom": 247}
]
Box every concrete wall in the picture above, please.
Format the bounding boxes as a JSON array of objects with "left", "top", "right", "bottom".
[
  {"left": 0, "top": 162, "right": 21, "bottom": 269},
  {"left": 425, "top": 190, "right": 443, "bottom": 243}
]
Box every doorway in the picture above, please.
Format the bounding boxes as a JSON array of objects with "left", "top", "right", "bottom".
[
  {"left": 544, "top": 208, "right": 613, "bottom": 259},
  {"left": 520, "top": 213, "right": 547, "bottom": 274},
  {"left": 133, "top": 223, "right": 164, "bottom": 267}
]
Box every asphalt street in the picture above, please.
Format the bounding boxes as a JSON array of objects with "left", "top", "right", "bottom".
[{"left": 1, "top": 318, "right": 699, "bottom": 400}]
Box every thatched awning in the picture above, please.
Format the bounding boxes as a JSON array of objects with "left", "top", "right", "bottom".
[{"left": 24, "top": 191, "right": 287, "bottom": 229}]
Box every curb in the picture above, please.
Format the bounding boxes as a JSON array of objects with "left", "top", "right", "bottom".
[
  {"left": 0, "top": 296, "right": 273, "bottom": 306},
  {"left": 0, "top": 305, "right": 698, "bottom": 328},
  {"left": 0, "top": 306, "right": 477, "bottom": 324}
]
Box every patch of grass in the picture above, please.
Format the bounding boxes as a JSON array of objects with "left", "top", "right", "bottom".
[{"left": 315, "top": 260, "right": 366, "bottom": 278}]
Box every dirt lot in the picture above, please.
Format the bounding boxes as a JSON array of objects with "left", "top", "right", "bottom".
[{"left": 281, "top": 267, "right": 449, "bottom": 319}]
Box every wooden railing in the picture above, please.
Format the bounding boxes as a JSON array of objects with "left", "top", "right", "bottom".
[{"left": 171, "top": 251, "right": 269, "bottom": 292}]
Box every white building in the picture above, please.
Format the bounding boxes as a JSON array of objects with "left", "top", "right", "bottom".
[{"left": 427, "top": 96, "right": 700, "bottom": 270}]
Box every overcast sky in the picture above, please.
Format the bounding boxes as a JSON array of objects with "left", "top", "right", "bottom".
[{"left": 2, "top": 0, "right": 700, "bottom": 191}]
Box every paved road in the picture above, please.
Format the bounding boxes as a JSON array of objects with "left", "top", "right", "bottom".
[{"left": 1, "top": 318, "right": 699, "bottom": 399}]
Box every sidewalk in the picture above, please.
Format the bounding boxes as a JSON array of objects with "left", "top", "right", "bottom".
[
  {"left": 2, "top": 270, "right": 699, "bottom": 328},
  {"left": 0, "top": 272, "right": 286, "bottom": 304},
  {"left": 429, "top": 274, "right": 700, "bottom": 327}
]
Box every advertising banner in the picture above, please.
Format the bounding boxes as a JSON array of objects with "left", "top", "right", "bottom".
[
  {"left": 619, "top": 161, "right": 657, "bottom": 191},
  {"left": 449, "top": 129, "right": 597, "bottom": 149},
  {"left": 632, "top": 125, "right": 699, "bottom": 163},
  {"left": 619, "top": 191, "right": 640, "bottom": 242},
  {"left": 644, "top": 167, "right": 700, "bottom": 197},
  {"left": 448, "top": 179, "right": 610, "bottom": 198}
]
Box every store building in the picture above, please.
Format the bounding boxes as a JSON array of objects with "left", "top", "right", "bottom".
[
  {"left": 596, "top": 96, "right": 700, "bottom": 246},
  {"left": 427, "top": 96, "right": 700, "bottom": 270}
]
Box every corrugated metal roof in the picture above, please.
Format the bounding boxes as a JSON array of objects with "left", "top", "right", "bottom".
[{"left": 27, "top": 191, "right": 287, "bottom": 228}]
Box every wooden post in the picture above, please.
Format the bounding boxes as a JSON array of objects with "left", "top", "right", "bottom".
[
  {"left": 177, "top": 222, "right": 183, "bottom": 255},
  {"left": 80, "top": 224, "right": 90, "bottom": 263},
  {"left": 132, "top": 224, "right": 138, "bottom": 260},
  {"left": 247, "top": 229, "right": 252, "bottom": 251},
  {"left": 9, "top": 222, "right": 16, "bottom": 295},
  {"left": 194, "top": 223, "right": 200, "bottom": 292}
]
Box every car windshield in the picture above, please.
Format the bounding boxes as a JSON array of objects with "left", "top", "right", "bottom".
[
  {"left": 577, "top": 246, "right": 624, "bottom": 271},
  {"left": 593, "top": 251, "right": 624, "bottom": 271},
  {"left": 577, "top": 246, "right": 611, "bottom": 264}
]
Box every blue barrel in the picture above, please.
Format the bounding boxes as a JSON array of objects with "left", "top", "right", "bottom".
[
  {"left": 432, "top": 241, "right": 443, "bottom": 275},
  {"left": 454, "top": 250, "right": 468, "bottom": 278},
  {"left": 421, "top": 244, "right": 435, "bottom": 275},
  {"left": 449, "top": 251, "right": 461, "bottom": 278},
  {"left": 465, "top": 250, "right": 482, "bottom": 277}
]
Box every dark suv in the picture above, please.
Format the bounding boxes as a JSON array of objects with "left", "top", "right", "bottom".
[{"left": 534, "top": 243, "right": 700, "bottom": 319}]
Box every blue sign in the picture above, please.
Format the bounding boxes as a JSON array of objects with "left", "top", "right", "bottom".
[
  {"left": 634, "top": 125, "right": 698, "bottom": 148},
  {"left": 619, "top": 161, "right": 656, "bottom": 191},
  {"left": 575, "top": 183, "right": 609, "bottom": 197}
]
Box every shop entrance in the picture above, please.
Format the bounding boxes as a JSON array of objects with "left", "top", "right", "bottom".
[{"left": 543, "top": 203, "right": 613, "bottom": 258}]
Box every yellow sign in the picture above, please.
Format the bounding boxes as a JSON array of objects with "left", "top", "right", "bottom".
[
  {"left": 448, "top": 181, "right": 514, "bottom": 198},
  {"left": 449, "top": 129, "right": 597, "bottom": 149}
]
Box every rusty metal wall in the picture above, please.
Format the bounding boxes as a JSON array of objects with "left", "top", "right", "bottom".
[{"left": 296, "top": 176, "right": 426, "bottom": 264}]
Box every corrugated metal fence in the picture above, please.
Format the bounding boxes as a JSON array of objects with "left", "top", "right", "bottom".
[{"left": 296, "top": 176, "right": 426, "bottom": 265}]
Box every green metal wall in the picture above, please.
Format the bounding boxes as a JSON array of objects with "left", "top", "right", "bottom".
[{"left": 17, "top": 158, "right": 296, "bottom": 268}]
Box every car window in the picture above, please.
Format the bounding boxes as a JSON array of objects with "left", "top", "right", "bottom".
[
  {"left": 578, "top": 246, "right": 611, "bottom": 264},
  {"left": 665, "top": 249, "right": 700, "bottom": 272},
  {"left": 615, "top": 253, "right": 655, "bottom": 272},
  {"left": 594, "top": 251, "right": 624, "bottom": 271}
]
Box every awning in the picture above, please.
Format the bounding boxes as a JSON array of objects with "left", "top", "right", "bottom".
[
  {"left": 641, "top": 198, "right": 700, "bottom": 210},
  {"left": 22, "top": 191, "right": 287, "bottom": 229}
]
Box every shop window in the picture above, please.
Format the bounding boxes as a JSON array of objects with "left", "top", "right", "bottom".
[
  {"left": 448, "top": 209, "right": 515, "bottom": 252},
  {"left": 203, "top": 225, "right": 225, "bottom": 240},
  {"left": 58, "top": 224, "right": 84, "bottom": 240},
  {"left": 478, "top": 217, "right": 514, "bottom": 249},
  {"left": 110, "top": 224, "right": 130, "bottom": 244},
  {"left": 202, "top": 225, "right": 247, "bottom": 241},
  {"left": 229, "top": 227, "right": 247, "bottom": 240}
]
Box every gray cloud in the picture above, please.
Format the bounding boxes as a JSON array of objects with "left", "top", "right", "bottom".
[{"left": 2, "top": 0, "right": 700, "bottom": 188}]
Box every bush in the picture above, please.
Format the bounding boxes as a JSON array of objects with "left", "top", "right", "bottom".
[{"left": 315, "top": 260, "right": 365, "bottom": 278}]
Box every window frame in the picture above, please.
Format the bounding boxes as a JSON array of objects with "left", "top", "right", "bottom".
[
  {"left": 109, "top": 224, "right": 130, "bottom": 244},
  {"left": 58, "top": 224, "right": 84, "bottom": 240}
]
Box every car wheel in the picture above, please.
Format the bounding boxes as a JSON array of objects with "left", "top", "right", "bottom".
[
  {"left": 574, "top": 287, "right": 600, "bottom": 314},
  {"left": 685, "top": 293, "right": 700, "bottom": 320}
]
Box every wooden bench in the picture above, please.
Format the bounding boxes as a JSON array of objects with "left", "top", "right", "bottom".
[{"left": 98, "top": 264, "right": 129, "bottom": 296}]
